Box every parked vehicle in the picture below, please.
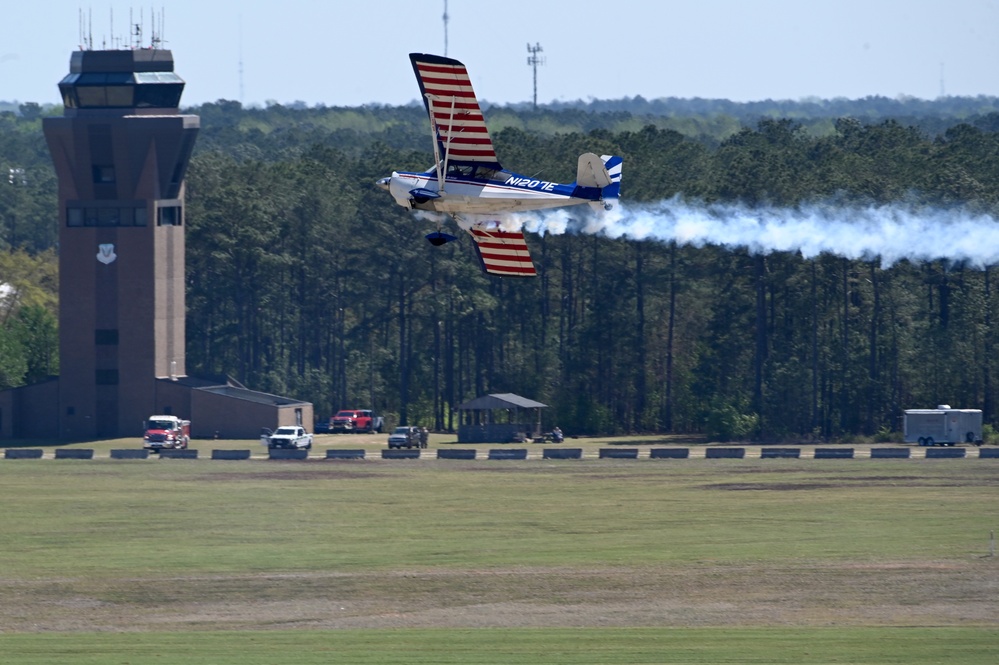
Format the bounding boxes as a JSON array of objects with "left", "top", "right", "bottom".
[
  {"left": 533, "top": 427, "right": 565, "bottom": 443},
  {"left": 331, "top": 409, "right": 384, "bottom": 433},
  {"left": 903, "top": 405, "right": 982, "bottom": 446},
  {"left": 143, "top": 415, "right": 190, "bottom": 450},
  {"left": 387, "top": 426, "right": 422, "bottom": 449},
  {"left": 266, "top": 426, "right": 313, "bottom": 450},
  {"left": 314, "top": 420, "right": 331, "bottom": 434}
]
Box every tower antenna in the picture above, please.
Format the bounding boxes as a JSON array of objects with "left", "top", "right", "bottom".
[
  {"left": 443, "top": 0, "right": 449, "bottom": 56},
  {"left": 147, "top": 7, "right": 166, "bottom": 49},
  {"left": 526, "top": 43, "right": 545, "bottom": 110},
  {"left": 131, "top": 9, "right": 142, "bottom": 50}
]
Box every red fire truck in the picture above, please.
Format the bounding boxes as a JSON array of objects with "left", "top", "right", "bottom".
[{"left": 143, "top": 415, "right": 191, "bottom": 450}]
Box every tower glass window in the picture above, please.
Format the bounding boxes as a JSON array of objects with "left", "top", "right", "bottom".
[
  {"left": 97, "top": 208, "right": 120, "bottom": 226},
  {"left": 59, "top": 71, "right": 184, "bottom": 110},
  {"left": 158, "top": 206, "right": 182, "bottom": 226},
  {"left": 67, "top": 207, "right": 84, "bottom": 227},
  {"left": 95, "top": 370, "right": 119, "bottom": 386},
  {"left": 92, "top": 165, "right": 115, "bottom": 183},
  {"left": 95, "top": 329, "right": 119, "bottom": 345}
]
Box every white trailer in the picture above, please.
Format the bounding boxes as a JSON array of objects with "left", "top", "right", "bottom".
[{"left": 903, "top": 405, "right": 982, "bottom": 446}]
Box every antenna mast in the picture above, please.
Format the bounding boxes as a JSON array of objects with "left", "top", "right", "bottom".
[
  {"left": 526, "top": 43, "right": 545, "bottom": 110},
  {"left": 80, "top": 7, "right": 94, "bottom": 50},
  {"left": 443, "top": 0, "right": 449, "bottom": 56}
]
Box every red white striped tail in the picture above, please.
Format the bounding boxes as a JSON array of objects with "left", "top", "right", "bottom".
[
  {"left": 470, "top": 226, "right": 537, "bottom": 277},
  {"left": 410, "top": 53, "right": 500, "bottom": 168}
]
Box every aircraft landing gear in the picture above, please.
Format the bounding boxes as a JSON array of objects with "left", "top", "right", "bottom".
[{"left": 426, "top": 231, "right": 457, "bottom": 246}]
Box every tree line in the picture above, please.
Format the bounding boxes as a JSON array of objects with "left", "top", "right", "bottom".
[{"left": 3, "top": 101, "right": 999, "bottom": 439}]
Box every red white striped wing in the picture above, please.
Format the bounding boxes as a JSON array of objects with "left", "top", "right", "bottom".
[
  {"left": 470, "top": 226, "right": 537, "bottom": 277},
  {"left": 410, "top": 53, "right": 500, "bottom": 168}
]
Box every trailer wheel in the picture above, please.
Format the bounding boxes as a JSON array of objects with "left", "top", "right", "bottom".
[
  {"left": 917, "top": 437, "right": 926, "bottom": 446},
  {"left": 967, "top": 432, "right": 975, "bottom": 444},
  {"left": 925, "top": 437, "right": 935, "bottom": 447}
]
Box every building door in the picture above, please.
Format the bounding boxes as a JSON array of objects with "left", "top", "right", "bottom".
[{"left": 96, "top": 398, "right": 119, "bottom": 439}]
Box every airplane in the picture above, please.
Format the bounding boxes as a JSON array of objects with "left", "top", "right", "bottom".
[{"left": 376, "top": 53, "right": 623, "bottom": 277}]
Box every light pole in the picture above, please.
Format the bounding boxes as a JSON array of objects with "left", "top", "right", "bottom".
[{"left": 7, "top": 167, "right": 26, "bottom": 248}]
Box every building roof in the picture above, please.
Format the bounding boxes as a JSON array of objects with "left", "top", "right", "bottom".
[
  {"left": 195, "top": 384, "right": 310, "bottom": 407},
  {"left": 458, "top": 393, "right": 548, "bottom": 411},
  {"left": 162, "top": 375, "right": 226, "bottom": 389}
]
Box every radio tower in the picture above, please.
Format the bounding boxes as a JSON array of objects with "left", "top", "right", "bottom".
[
  {"left": 526, "top": 42, "right": 545, "bottom": 110},
  {"left": 443, "top": 0, "right": 449, "bottom": 56}
]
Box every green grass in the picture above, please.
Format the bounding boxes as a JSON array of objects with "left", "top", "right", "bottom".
[
  {"left": 0, "top": 456, "right": 996, "bottom": 663},
  {"left": 1, "top": 627, "right": 997, "bottom": 664},
  {"left": 0, "top": 461, "right": 993, "bottom": 575}
]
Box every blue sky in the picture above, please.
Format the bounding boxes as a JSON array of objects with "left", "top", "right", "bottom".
[{"left": 2, "top": 0, "right": 998, "bottom": 107}]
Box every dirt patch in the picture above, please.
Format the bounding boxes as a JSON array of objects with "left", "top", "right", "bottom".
[
  {"left": 2, "top": 561, "right": 996, "bottom": 631},
  {"left": 704, "top": 482, "right": 836, "bottom": 491},
  {"left": 190, "top": 469, "right": 385, "bottom": 482}
]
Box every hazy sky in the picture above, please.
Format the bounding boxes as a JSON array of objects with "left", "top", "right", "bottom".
[{"left": 2, "top": 0, "right": 998, "bottom": 107}]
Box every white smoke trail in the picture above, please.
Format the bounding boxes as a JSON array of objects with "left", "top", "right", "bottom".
[{"left": 504, "top": 197, "right": 999, "bottom": 268}]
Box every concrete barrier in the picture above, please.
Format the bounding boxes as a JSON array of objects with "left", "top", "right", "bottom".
[
  {"left": 761, "top": 448, "right": 801, "bottom": 459},
  {"left": 599, "top": 448, "right": 638, "bottom": 459},
  {"left": 705, "top": 447, "right": 746, "bottom": 459},
  {"left": 437, "top": 448, "right": 477, "bottom": 460},
  {"left": 159, "top": 449, "right": 199, "bottom": 459},
  {"left": 542, "top": 448, "right": 582, "bottom": 459},
  {"left": 925, "top": 447, "right": 966, "bottom": 459},
  {"left": 870, "top": 447, "right": 910, "bottom": 459},
  {"left": 4, "top": 448, "right": 43, "bottom": 459},
  {"left": 979, "top": 447, "right": 999, "bottom": 458},
  {"left": 814, "top": 447, "right": 854, "bottom": 459},
  {"left": 110, "top": 449, "right": 149, "bottom": 460},
  {"left": 325, "top": 449, "right": 366, "bottom": 460},
  {"left": 488, "top": 448, "right": 528, "bottom": 460},
  {"left": 268, "top": 448, "right": 308, "bottom": 460},
  {"left": 54, "top": 449, "right": 94, "bottom": 460},
  {"left": 382, "top": 448, "right": 421, "bottom": 459},
  {"left": 212, "top": 449, "right": 251, "bottom": 460},
  {"left": 650, "top": 448, "right": 690, "bottom": 459}
]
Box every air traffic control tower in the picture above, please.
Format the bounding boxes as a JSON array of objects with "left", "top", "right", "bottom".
[
  {"left": 0, "top": 45, "right": 312, "bottom": 441},
  {"left": 42, "top": 49, "right": 198, "bottom": 439}
]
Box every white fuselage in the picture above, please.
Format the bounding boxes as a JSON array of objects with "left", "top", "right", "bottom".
[{"left": 384, "top": 171, "right": 591, "bottom": 215}]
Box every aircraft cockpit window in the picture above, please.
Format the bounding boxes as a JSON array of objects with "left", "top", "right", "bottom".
[
  {"left": 447, "top": 164, "right": 475, "bottom": 178},
  {"left": 475, "top": 167, "right": 500, "bottom": 181}
]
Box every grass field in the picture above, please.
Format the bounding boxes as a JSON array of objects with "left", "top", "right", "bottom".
[{"left": 0, "top": 452, "right": 996, "bottom": 663}]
